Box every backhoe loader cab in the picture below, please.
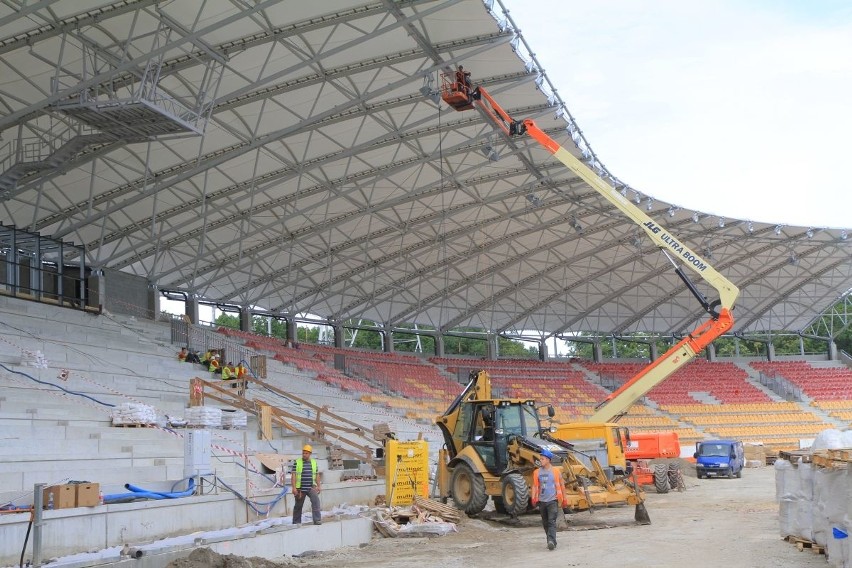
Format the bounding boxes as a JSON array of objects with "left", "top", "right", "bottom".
[{"left": 436, "top": 371, "right": 649, "bottom": 523}]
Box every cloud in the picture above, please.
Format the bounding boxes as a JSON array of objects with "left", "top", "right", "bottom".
[{"left": 506, "top": 0, "right": 852, "bottom": 228}]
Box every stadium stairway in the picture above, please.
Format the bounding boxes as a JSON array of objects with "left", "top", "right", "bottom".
[{"left": 732, "top": 361, "right": 788, "bottom": 403}]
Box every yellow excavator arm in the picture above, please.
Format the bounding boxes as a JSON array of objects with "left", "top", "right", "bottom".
[{"left": 459, "top": 85, "right": 740, "bottom": 423}]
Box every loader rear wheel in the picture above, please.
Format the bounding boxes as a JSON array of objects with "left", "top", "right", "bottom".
[
  {"left": 451, "top": 463, "right": 488, "bottom": 516},
  {"left": 500, "top": 473, "right": 530, "bottom": 518},
  {"left": 653, "top": 463, "right": 670, "bottom": 494}
]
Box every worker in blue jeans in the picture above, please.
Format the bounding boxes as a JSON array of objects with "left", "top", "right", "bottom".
[
  {"left": 291, "top": 444, "right": 322, "bottom": 525},
  {"left": 531, "top": 448, "right": 568, "bottom": 550}
]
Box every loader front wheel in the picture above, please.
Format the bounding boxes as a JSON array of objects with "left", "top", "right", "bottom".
[
  {"left": 501, "top": 473, "right": 530, "bottom": 517},
  {"left": 451, "top": 463, "right": 488, "bottom": 516},
  {"left": 653, "top": 463, "right": 670, "bottom": 494}
]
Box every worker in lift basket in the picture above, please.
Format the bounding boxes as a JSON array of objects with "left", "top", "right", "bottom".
[{"left": 455, "top": 64, "right": 472, "bottom": 95}]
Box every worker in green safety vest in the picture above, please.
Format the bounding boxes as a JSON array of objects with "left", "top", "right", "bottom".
[{"left": 291, "top": 444, "right": 322, "bottom": 525}]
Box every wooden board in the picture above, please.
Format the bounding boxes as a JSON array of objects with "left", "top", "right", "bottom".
[{"left": 784, "top": 535, "right": 825, "bottom": 555}]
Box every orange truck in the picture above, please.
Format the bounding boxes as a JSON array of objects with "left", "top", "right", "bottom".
[{"left": 625, "top": 431, "right": 682, "bottom": 493}]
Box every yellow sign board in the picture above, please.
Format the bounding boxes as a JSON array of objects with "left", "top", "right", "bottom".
[{"left": 385, "top": 439, "right": 429, "bottom": 506}]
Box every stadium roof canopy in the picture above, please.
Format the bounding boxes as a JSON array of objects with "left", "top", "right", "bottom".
[{"left": 0, "top": 0, "right": 849, "bottom": 342}]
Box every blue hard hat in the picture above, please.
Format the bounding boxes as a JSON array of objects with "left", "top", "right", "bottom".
[{"left": 540, "top": 448, "right": 554, "bottom": 459}]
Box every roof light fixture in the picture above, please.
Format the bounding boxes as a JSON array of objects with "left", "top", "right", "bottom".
[
  {"left": 419, "top": 74, "right": 433, "bottom": 97},
  {"left": 667, "top": 206, "right": 676, "bottom": 218},
  {"left": 570, "top": 128, "right": 581, "bottom": 143},
  {"left": 481, "top": 138, "right": 494, "bottom": 158},
  {"left": 692, "top": 212, "right": 700, "bottom": 223},
  {"left": 746, "top": 221, "right": 754, "bottom": 233},
  {"left": 806, "top": 228, "right": 814, "bottom": 239},
  {"left": 419, "top": 74, "right": 440, "bottom": 103},
  {"left": 718, "top": 218, "right": 725, "bottom": 228},
  {"left": 841, "top": 230, "right": 848, "bottom": 240},
  {"left": 775, "top": 225, "right": 783, "bottom": 235}
]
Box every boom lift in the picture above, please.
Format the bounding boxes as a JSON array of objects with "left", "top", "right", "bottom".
[
  {"left": 439, "top": 69, "right": 740, "bottom": 489},
  {"left": 625, "top": 431, "right": 684, "bottom": 493}
]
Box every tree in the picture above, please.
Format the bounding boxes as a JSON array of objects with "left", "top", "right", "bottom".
[
  {"left": 251, "top": 315, "right": 287, "bottom": 338},
  {"left": 215, "top": 312, "right": 239, "bottom": 330},
  {"left": 296, "top": 325, "right": 321, "bottom": 344},
  {"left": 497, "top": 336, "right": 538, "bottom": 358}
]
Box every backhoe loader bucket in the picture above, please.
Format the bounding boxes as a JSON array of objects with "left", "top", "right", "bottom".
[{"left": 632, "top": 470, "right": 651, "bottom": 525}]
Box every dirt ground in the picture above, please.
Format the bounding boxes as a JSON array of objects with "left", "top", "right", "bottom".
[{"left": 169, "top": 463, "right": 828, "bottom": 568}]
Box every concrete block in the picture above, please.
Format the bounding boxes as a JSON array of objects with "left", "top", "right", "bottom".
[{"left": 0, "top": 437, "right": 100, "bottom": 457}]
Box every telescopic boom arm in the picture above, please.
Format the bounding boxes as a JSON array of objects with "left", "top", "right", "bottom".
[{"left": 468, "top": 86, "right": 740, "bottom": 422}]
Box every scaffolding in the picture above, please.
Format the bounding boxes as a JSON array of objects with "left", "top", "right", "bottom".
[{"left": 0, "top": 19, "right": 223, "bottom": 198}]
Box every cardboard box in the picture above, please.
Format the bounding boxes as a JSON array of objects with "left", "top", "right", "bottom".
[
  {"left": 75, "top": 483, "right": 100, "bottom": 507},
  {"left": 43, "top": 484, "right": 76, "bottom": 509}
]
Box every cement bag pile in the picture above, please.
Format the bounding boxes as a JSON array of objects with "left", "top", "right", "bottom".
[
  {"left": 111, "top": 402, "right": 156, "bottom": 426},
  {"left": 186, "top": 406, "right": 222, "bottom": 428}
]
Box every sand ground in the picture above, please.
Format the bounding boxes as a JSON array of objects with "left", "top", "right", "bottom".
[{"left": 170, "top": 464, "right": 828, "bottom": 568}]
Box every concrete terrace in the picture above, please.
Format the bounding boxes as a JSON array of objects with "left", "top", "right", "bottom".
[{"left": 0, "top": 294, "right": 436, "bottom": 566}]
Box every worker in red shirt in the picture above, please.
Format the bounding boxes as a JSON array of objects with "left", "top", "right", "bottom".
[{"left": 455, "top": 64, "right": 472, "bottom": 95}]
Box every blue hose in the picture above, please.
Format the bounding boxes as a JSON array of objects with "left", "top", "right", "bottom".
[
  {"left": 125, "top": 477, "right": 196, "bottom": 498},
  {"left": 103, "top": 478, "right": 196, "bottom": 503},
  {"left": 0, "top": 362, "right": 114, "bottom": 407}
]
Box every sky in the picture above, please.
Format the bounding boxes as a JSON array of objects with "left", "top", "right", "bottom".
[{"left": 505, "top": 0, "right": 852, "bottom": 229}]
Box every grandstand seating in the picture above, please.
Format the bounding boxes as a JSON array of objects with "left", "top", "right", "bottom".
[
  {"left": 751, "top": 360, "right": 852, "bottom": 401},
  {"left": 432, "top": 357, "right": 611, "bottom": 419},
  {"left": 659, "top": 402, "right": 832, "bottom": 451},
  {"left": 214, "top": 329, "right": 465, "bottom": 424},
  {"left": 582, "top": 359, "right": 772, "bottom": 405},
  {"left": 811, "top": 399, "right": 852, "bottom": 423},
  {"left": 181, "top": 327, "right": 852, "bottom": 455},
  {"left": 422, "top": 356, "right": 845, "bottom": 450}
]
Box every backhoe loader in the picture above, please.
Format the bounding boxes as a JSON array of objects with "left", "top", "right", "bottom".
[{"left": 435, "top": 370, "right": 649, "bottom": 522}]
